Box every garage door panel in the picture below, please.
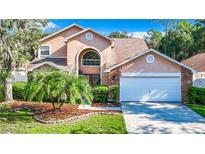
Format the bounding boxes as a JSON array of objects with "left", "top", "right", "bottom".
[{"left": 120, "top": 77, "right": 181, "bottom": 102}]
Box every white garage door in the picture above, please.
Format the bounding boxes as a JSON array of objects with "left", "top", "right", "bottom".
[{"left": 120, "top": 75, "right": 181, "bottom": 102}]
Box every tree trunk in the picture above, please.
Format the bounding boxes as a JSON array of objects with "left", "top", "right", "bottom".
[
  {"left": 58, "top": 102, "right": 64, "bottom": 111},
  {"left": 4, "top": 76, "right": 13, "bottom": 102},
  {"left": 52, "top": 102, "right": 56, "bottom": 111},
  {"left": 55, "top": 97, "right": 63, "bottom": 111}
]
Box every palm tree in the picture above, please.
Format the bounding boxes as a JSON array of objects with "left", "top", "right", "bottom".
[{"left": 25, "top": 71, "right": 93, "bottom": 111}]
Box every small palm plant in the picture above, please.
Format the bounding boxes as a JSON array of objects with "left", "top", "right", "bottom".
[{"left": 25, "top": 71, "right": 93, "bottom": 111}]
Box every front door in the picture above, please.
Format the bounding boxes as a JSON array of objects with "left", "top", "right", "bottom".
[{"left": 85, "top": 74, "right": 100, "bottom": 86}]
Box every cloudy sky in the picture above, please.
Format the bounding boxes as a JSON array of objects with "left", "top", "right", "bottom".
[
  {"left": 44, "top": 19, "right": 164, "bottom": 38},
  {"left": 46, "top": 19, "right": 192, "bottom": 38}
]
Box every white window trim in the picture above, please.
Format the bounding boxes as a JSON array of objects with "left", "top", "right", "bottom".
[
  {"left": 76, "top": 46, "right": 102, "bottom": 85},
  {"left": 85, "top": 32, "right": 93, "bottom": 41},
  {"left": 146, "top": 54, "right": 155, "bottom": 64},
  {"left": 81, "top": 59, "right": 101, "bottom": 67},
  {"left": 81, "top": 51, "right": 101, "bottom": 67},
  {"left": 38, "top": 45, "right": 51, "bottom": 58}
]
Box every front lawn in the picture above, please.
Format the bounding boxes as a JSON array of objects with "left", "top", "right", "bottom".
[
  {"left": 0, "top": 107, "right": 127, "bottom": 134},
  {"left": 187, "top": 103, "right": 205, "bottom": 118}
]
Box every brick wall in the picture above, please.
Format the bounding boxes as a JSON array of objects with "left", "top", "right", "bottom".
[
  {"left": 181, "top": 67, "right": 193, "bottom": 103},
  {"left": 107, "top": 67, "right": 121, "bottom": 86}
]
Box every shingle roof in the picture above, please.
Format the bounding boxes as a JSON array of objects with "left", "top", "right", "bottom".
[
  {"left": 31, "top": 57, "right": 67, "bottom": 66},
  {"left": 29, "top": 58, "right": 72, "bottom": 71},
  {"left": 105, "top": 48, "right": 196, "bottom": 73},
  {"left": 182, "top": 52, "right": 205, "bottom": 72},
  {"left": 108, "top": 38, "right": 149, "bottom": 67},
  {"left": 29, "top": 38, "right": 148, "bottom": 70}
]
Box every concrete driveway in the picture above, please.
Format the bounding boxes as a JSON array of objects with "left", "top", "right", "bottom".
[{"left": 121, "top": 102, "right": 205, "bottom": 134}]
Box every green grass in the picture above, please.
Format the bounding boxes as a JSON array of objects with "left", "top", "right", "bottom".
[
  {"left": 0, "top": 106, "right": 127, "bottom": 134},
  {"left": 187, "top": 103, "right": 205, "bottom": 118}
]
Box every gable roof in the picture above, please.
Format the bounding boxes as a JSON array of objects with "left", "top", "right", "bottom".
[
  {"left": 31, "top": 57, "right": 67, "bottom": 66},
  {"left": 109, "top": 38, "right": 149, "bottom": 66},
  {"left": 182, "top": 52, "right": 205, "bottom": 72},
  {"left": 28, "top": 57, "right": 72, "bottom": 71},
  {"left": 64, "top": 28, "right": 113, "bottom": 43},
  {"left": 40, "top": 24, "right": 84, "bottom": 42},
  {"left": 28, "top": 62, "right": 66, "bottom": 71},
  {"left": 105, "top": 48, "right": 196, "bottom": 73}
]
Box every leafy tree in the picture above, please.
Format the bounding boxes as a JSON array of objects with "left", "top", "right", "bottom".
[
  {"left": 0, "top": 19, "right": 48, "bottom": 102},
  {"left": 192, "top": 19, "right": 205, "bottom": 53},
  {"left": 149, "top": 19, "right": 200, "bottom": 61},
  {"left": 108, "top": 31, "right": 129, "bottom": 38},
  {"left": 152, "top": 19, "right": 180, "bottom": 54},
  {"left": 159, "top": 20, "right": 195, "bottom": 61},
  {"left": 145, "top": 30, "right": 163, "bottom": 50},
  {"left": 153, "top": 19, "right": 178, "bottom": 36},
  {"left": 25, "top": 71, "right": 93, "bottom": 111}
]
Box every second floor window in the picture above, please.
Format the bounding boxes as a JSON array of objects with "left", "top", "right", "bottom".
[
  {"left": 40, "top": 46, "right": 50, "bottom": 56},
  {"left": 82, "top": 51, "right": 100, "bottom": 66}
]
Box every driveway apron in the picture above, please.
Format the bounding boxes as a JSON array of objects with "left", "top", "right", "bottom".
[{"left": 121, "top": 102, "right": 205, "bottom": 134}]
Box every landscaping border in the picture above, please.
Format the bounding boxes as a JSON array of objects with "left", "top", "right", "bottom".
[
  {"left": 33, "top": 112, "right": 120, "bottom": 124},
  {"left": 11, "top": 107, "right": 120, "bottom": 124}
]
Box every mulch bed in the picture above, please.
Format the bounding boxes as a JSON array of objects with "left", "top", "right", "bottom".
[
  {"left": 92, "top": 102, "right": 121, "bottom": 107},
  {"left": 8, "top": 101, "right": 121, "bottom": 122}
]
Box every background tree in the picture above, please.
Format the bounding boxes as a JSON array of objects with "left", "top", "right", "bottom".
[
  {"left": 153, "top": 19, "right": 179, "bottom": 54},
  {"left": 145, "top": 30, "right": 163, "bottom": 50},
  {"left": 159, "top": 20, "right": 195, "bottom": 61},
  {"left": 192, "top": 19, "right": 205, "bottom": 54},
  {"left": 25, "top": 71, "right": 93, "bottom": 111},
  {"left": 153, "top": 19, "right": 178, "bottom": 36},
  {"left": 0, "top": 19, "right": 48, "bottom": 102},
  {"left": 108, "top": 31, "right": 129, "bottom": 38},
  {"left": 147, "top": 19, "right": 204, "bottom": 61}
]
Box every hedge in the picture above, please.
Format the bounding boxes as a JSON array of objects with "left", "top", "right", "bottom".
[
  {"left": 188, "top": 87, "right": 205, "bottom": 104},
  {"left": 109, "top": 84, "right": 119, "bottom": 102},
  {"left": 0, "top": 82, "right": 27, "bottom": 101},
  {"left": 0, "top": 84, "right": 4, "bottom": 101},
  {"left": 1, "top": 81, "right": 120, "bottom": 103},
  {"left": 12, "top": 82, "right": 27, "bottom": 100},
  {"left": 92, "top": 85, "right": 109, "bottom": 103}
]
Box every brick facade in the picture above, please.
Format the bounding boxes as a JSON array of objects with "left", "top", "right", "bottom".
[
  {"left": 181, "top": 67, "right": 193, "bottom": 103},
  {"left": 107, "top": 67, "right": 121, "bottom": 86}
]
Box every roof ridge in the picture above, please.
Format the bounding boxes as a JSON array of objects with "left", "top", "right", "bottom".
[
  {"left": 182, "top": 52, "right": 205, "bottom": 62},
  {"left": 105, "top": 49, "right": 196, "bottom": 73},
  {"left": 64, "top": 28, "right": 113, "bottom": 43},
  {"left": 40, "top": 24, "right": 84, "bottom": 42},
  {"left": 111, "top": 37, "right": 144, "bottom": 39}
]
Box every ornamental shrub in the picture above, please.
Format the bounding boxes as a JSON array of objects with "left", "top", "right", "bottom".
[
  {"left": 92, "top": 85, "right": 109, "bottom": 103},
  {"left": 12, "top": 82, "right": 27, "bottom": 100},
  {"left": 25, "top": 71, "right": 93, "bottom": 111},
  {"left": 0, "top": 84, "right": 4, "bottom": 101},
  {"left": 188, "top": 87, "right": 205, "bottom": 104},
  {"left": 109, "top": 84, "right": 119, "bottom": 102}
]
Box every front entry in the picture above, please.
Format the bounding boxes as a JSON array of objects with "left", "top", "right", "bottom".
[
  {"left": 78, "top": 48, "right": 101, "bottom": 87},
  {"left": 85, "top": 74, "right": 100, "bottom": 86}
]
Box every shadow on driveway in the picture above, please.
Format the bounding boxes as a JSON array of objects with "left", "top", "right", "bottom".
[{"left": 121, "top": 102, "right": 205, "bottom": 134}]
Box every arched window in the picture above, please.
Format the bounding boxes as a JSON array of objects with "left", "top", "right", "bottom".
[{"left": 82, "top": 51, "right": 100, "bottom": 66}]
